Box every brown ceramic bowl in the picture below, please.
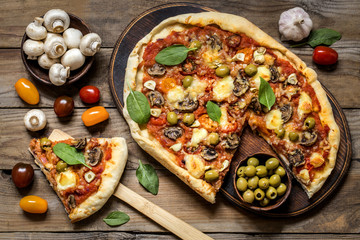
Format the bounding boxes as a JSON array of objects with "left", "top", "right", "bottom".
[
  {"left": 21, "top": 13, "right": 94, "bottom": 86},
  {"left": 233, "top": 153, "right": 292, "bottom": 212}
]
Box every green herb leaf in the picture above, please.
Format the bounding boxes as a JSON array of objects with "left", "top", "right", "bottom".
[
  {"left": 136, "top": 160, "right": 159, "bottom": 195},
  {"left": 126, "top": 82, "right": 150, "bottom": 124},
  {"left": 308, "top": 28, "right": 341, "bottom": 48},
  {"left": 258, "top": 77, "right": 275, "bottom": 110},
  {"left": 206, "top": 101, "right": 222, "bottom": 123},
  {"left": 155, "top": 45, "right": 196, "bottom": 66},
  {"left": 103, "top": 211, "right": 130, "bottom": 227},
  {"left": 53, "top": 143, "right": 91, "bottom": 169}
]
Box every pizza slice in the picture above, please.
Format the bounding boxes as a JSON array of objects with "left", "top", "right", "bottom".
[{"left": 29, "top": 130, "right": 128, "bottom": 222}]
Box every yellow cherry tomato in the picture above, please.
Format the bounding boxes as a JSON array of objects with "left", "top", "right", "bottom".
[
  {"left": 19, "top": 195, "right": 48, "bottom": 214},
  {"left": 14, "top": 78, "right": 40, "bottom": 105},
  {"left": 82, "top": 106, "right": 109, "bottom": 127}
]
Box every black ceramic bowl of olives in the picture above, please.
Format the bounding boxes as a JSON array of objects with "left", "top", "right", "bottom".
[{"left": 233, "top": 153, "right": 292, "bottom": 211}]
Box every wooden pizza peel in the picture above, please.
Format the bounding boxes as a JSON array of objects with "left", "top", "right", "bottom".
[{"left": 37, "top": 129, "right": 213, "bottom": 240}]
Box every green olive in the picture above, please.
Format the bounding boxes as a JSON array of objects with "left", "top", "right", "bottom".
[
  {"left": 40, "top": 137, "right": 51, "bottom": 150},
  {"left": 182, "top": 76, "right": 194, "bottom": 88},
  {"left": 247, "top": 157, "right": 259, "bottom": 167},
  {"left": 258, "top": 178, "right": 269, "bottom": 190},
  {"left": 215, "top": 65, "right": 230, "bottom": 77},
  {"left": 266, "top": 186, "right": 278, "bottom": 200},
  {"left": 269, "top": 174, "right": 281, "bottom": 187},
  {"left": 190, "top": 40, "right": 202, "bottom": 49},
  {"left": 248, "top": 176, "right": 259, "bottom": 190},
  {"left": 254, "top": 188, "right": 265, "bottom": 201},
  {"left": 275, "top": 166, "right": 286, "bottom": 178},
  {"left": 167, "top": 112, "right": 178, "bottom": 125},
  {"left": 242, "top": 189, "right": 255, "bottom": 204},
  {"left": 277, "top": 183, "right": 287, "bottom": 196},
  {"left": 304, "top": 117, "right": 316, "bottom": 130},
  {"left": 275, "top": 128, "right": 285, "bottom": 139},
  {"left": 208, "top": 132, "right": 220, "bottom": 145},
  {"left": 244, "top": 64, "right": 258, "bottom": 77},
  {"left": 183, "top": 113, "right": 195, "bottom": 126},
  {"left": 204, "top": 170, "right": 219, "bottom": 182},
  {"left": 236, "top": 177, "right": 248, "bottom": 192},
  {"left": 259, "top": 197, "right": 270, "bottom": 207},
  {"left": 256, "top": 165, "right": 268, "bottom": 178},
  {"left": 237, "top": 166, "right": 246, "bottom": 177},
  {"left": 265, "top": 158, "right": 279, "bottom": 170},
  {"left": 56, "top": 161, "right": 68, "bottom": 173},
  {"left": 244, "top": 165, "right": 256, "bottom": 177},
  {"left": 289, "top": 132, "right": 299, "bottom": 142}
]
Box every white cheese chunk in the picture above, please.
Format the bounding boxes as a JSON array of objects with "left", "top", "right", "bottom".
[
  {"left": 298, "top": 92, "right": 312, "bottom": 119},
  {"left": 189, "top": 128, "right": 208, "bottom": 147},
  {"left": 310, "top": 152, "right": 325, "bottom": 168},
  {"left": 167, "top": 86, "right": 185, "bottom": 105},
  {"left": 190, "top": 120, "right": 200, "bottom": 128},
  {"left": 213, "top": 75, "right": 234, "bottom": 102},
  {"left": 220, "top": 160, "right": 230, "bottom": 172},
  {"left": 298, "top": 169, "right": 310, "bottom": 185},
  {"left": 265, "top": 109, "right": 283, "bottom": 130},
  {"left": 170, "top": 143, "right": 182, "bottom": 152},
  {"left": 56, "top": 170, "right": 77, "bottom": 191},
  {"left": 184, "top": 154, "right": 205, "bottom": 179},
  {"left": 252, "top": 66, "right": 271, "bottom": 89},
  {"left": 186, "top": 77, "right": 207, "bottom": 99}
]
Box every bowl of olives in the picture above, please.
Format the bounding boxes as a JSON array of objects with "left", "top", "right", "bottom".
[{"left": 233, "top": 153, "right": 292, "bottom": 211}]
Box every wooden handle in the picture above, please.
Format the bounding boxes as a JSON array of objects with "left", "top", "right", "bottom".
[{"left": 114, "top": 184, "right": 213, "bottom": 240}]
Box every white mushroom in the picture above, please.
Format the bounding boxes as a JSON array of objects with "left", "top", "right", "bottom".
[
  {"left": 79, "top": 33, "right": 102, "bottom": 56},
  {"left": 63, "top": 28, "right": 83, "bottom": 49},
  {"left": 44, "top": 33, "right": 67, "bottom": 58},
  {"left": 23, "top": 39, "right": 44, "bottom": 60},
  {"left": 43, "top": 9, "right": 70, "bottom": 33},
  {"left": 61, "top": 48, "right": 85, "bottom": 70},
  {"left": 49, "top": 63, "right": 70, "bottom": 86},
  {"left": 25, "top": 17, "right": 47, "bottom": 40},
  {"left": 24, "top": 109, "right": 47, "bottom": 131},
  {"left": 38, "top": 53, "right": 60, "bottom": 69}
]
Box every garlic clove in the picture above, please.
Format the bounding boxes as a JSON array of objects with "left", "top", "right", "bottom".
[
  {"left": 61, "top": 48, "right": 85, "bottom": 70},
  {"left": 26, "top": 17, "right": 47, "bottom": 40},
  {"left": 24, "top": 109, "right": 47, "bottom": 131},
  {"left": 23, "top": 39, "right": 44, "bottom": 60}
]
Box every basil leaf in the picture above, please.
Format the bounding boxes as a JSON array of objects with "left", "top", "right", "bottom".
[
  {"left": 103, "top": 211, "right": 130, "bottom": 227},
  {"left": 155, "top": 45, "right": 196, "bottom": 66},
  {"left": 136, "top": 160, "right": 159, "bottom": 195},
  {"left": 258, "top": 77, "right": 275, "bottom": 110},
  {"left": 53, "top": 143, "right": 91, "bottom": 169},
  {"left": 126, "top": 83, "right": 150, "bottom": 124},
  {"left": 308, "top": 28, "right": 341, "bottom": 48},
  {"left": 206, "top": 101, "right": 222, "bottom": 123}
]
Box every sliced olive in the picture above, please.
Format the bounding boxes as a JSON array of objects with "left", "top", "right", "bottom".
[
  {"left": 289, "top": 132, "right": 299, "bottom": 142},
  {"left": 243, "top": 189, "right": 255, "bottom": 204},
  {"left": 277, "top": 183, "right": 287, "bottom": 196},
  {"left": 247, "top": 157, "right": 259, "bottom": 167},
  {"left": 258, "top": 178, "right": 269, "bottom": 190},
  {"left": 259, "top": 197, "right": 270, "bottom": 207},
  {"left": 216, "top": 65, "right": 230, "bottom": 77},
  {"left": 208, "top": 132, "right": 220, "bottom": 145},
  {"left": 265, "top": 158, "right": 279, "bottom": 170},
  {"left": 269, "top": 174, "right": 281, "bottom": 187},
  {"left": 275, "top": 128, "right": 285, "bottom": 139},
  {"left": 167, "top": 112, "right": 178, "bottom": 125},
  {"left": 275, "top": 166, "right": 286, "bottom": 178},
  {"left": 248, "top": 176, "right": 259, "bottom": 190},
  {"left": 56, "top": 161, "right": 67, "bottom": 172},
  {"left": 183, "top": 113, "right": 195, "bottom": 126},
  {"left": 304, "top": 117, "right": 316, "bottom": 130},
  {"left": 256, "top": 165, "right": 268, "bottom": 178},
  {"left": 40, "top": 137, "right": 51, "bottom": 150},
  {"left": 254, "top": 188, "right": 265, "bottom": 201},
  {"left": 237, "top": 166, "right": 246, "bottom": 177},
  {"left": 244, "top": 64, "right": 257, "bottom": 77},
  {"left": 204, "top": 169, "right": 219, "bottom": 182},
  {"left": 266, "top": 186, "right": 278, "bottom": 200},
  {"left": 182, "top": 76, "right": 194, "bottom": 88},
  {"left": 244, "top": 165, "right": 256, "bottom": 177},
  {"left": 236, "top": 177, "right": 248, "bottom": 192},
  {"left": 190, "top": 40, "right": 202, "bottom": 49}
]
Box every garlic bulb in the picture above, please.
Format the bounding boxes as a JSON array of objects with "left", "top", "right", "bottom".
[
  {"left": 44, "top": 33, "right": 67, "bottom": 58},
  {"left": 23, "top": 39, "right": 44, "bottom": 60},
  {"left": 43, "top": 9, "right": 70, "bottom": 33},
  {"left": 279, "top": 7, "right": 313, "bottom": 41},
  {"left": 26, "top": 17, "right": 47, "bottom": 40},
  {"left": 38, "top": 53, "right": 60, "bottom": 69},
  {"left": 79, "top": 33, "right": 102, "bottom": 56},
  {"left": 49, "top": 63, "right": 70, "bottom": 86},
  {"left": 61, "top": 48, "right": 85, "bottom": 70},
  {"left": 63, "top": 28, "right": 83, "bottom": 49}
]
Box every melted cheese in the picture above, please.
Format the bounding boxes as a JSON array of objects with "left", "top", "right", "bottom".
[
  {"left": 186, "top": 77, "right": 207, "bottom": 99},
  {"left": 56, "top": 170, "right": 77, "bottom": 191},
  {"left": 167, "top": 86, "right": 185, "bottom": 104},
  {"left": 298, "top": 169, "right": 310, "bottom": 185},
  {"left": 213, "top": 76, "right": 234, "bottom": 102},
  {"left": 184, "top": 154, "right": 205, "bottom": 179},
  {"left": 265, "top": 109, "right": 283, "bottom": 130},
  {"left": 310, "top": 152, "right": 325, "bottom": 168},
  {"left": 202, "top": 49, "right": 220, "bottom": 67},
  {"left": 252, "top": 66, "right": 271, "bottom": 89},
  {"left": 298, "top": 92, "right": 312, "bottom": 118},
  {"left": 189, "top": 128, "right": 208, "bottom": 147}
]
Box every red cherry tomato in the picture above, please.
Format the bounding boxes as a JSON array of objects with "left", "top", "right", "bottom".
[
  {"left": 54, "top": 96, "right": 74, "bottom": 117},
  {"left": 312, "top": 46, "right": 338, "bottom": 65},
  {"left": 12, "top": 163, "right": 34, "bottom": 188},
  {"left": 79, "top": 86, "right": 100, "bottom": 104}
]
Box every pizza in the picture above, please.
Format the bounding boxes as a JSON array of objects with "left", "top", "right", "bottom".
[
  {"left": 29, "top": 130, "right": 128, "bottom": 222},
  {"left": 123, "top": 12, "right": 340, "bottom": 203}
]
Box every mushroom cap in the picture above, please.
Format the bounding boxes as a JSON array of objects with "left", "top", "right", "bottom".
[
  {"left": 43, "top": 9, "right": 70, "bottom": 33},
  {"left": 63, "top": 28, "right": 83, "bottom": 49},
  {"left": 147, "top": 90, "right": 165, "bottom": 107},
  {"left": 175, "top": 97, "right": 199, "bottom": 112},
  {"left": 24, "top": 109, "right": 47, "bottom": 131},
  {"left": 23, "top": 39, "right": 44, "bottom": 58},
  {"left": 61, "top": 48, "right": 85, "bottom": 70},
  {"left": 25, "top": 18, "right": 47, "bottom": 40},
  {"left": 147, "top": 63, "right": 166, "bottom": 77},
  {"left": 164, "top": 127, "right": 184, "bottom": 141}
]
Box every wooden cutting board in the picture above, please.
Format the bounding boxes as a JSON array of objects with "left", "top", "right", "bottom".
[{"left": 108, "top": 2, "right": 352, "bottom": 216}]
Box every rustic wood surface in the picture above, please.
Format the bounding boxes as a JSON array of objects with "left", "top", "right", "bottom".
[{"left": 0, "top": 0, "right": 359, "bottom": 239}]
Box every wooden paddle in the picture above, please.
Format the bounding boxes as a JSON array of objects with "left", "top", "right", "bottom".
[{"left": 43, "top": 129, "right": 213, "bottom": 240}]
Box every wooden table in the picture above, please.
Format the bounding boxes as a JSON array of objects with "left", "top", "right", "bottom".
[{"left": 1, "top": 0, "right": 359, "bottom": 239}]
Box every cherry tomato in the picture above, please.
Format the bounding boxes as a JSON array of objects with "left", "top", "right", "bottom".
[
  {"left": 12, "top": 162, "right": 34, "bottom": 188},
  {"left": 313, "top": 46, "right": 338, "bottom": 65},
  {"left": 19, "top": 195, "right": 48, "bottom": 214},
  {"left": 79, "top": 86, "right": 100, "bottom": 104},
  {"left": 54, "top": 96, "right": 74, "bottom": 117},
  {"left": 14, "top": 78, "right": 39, "bottom": 105},
  {"left": 81, "top": 106, "right": 109, "bottom": 126}
]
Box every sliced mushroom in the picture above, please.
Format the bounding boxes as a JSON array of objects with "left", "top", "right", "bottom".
[
  {"left": 233, "top": 73, "right": 249, "bottom": 97},
  {"left": 181, "top": 58, "right": 196, "bottom": 74},
  {"left": 147, "top": 63, "right": 166, "bottom": 77},
  {"left": 249, "top": 97, "right": 262, "bottom": 115},
  {"left": 206, "top": 35, "right": 222, "bottom": 50},
  {"left": 223, "top": 133, "right": 240, "bottom": 150},
  {"left": 299, "top": 131, "right": 318, "bottom": 146},
  {"left": 175, "top": 97, "right": 199, "bottom": 112},
  {"left": 288, "top": 149, "right": 305, "bottom": 167},
  {"left": 226, "top": 35, "right": 241, "bottom": 48},
  {"left": 201, "top": 147, "right": 218, "bottom": 161},
  {"left": 86, "top": 147, "right": 103, "bottom": 166},
  {"left": 164, "top": 127, "right": 183, "bottom": 141},
  {"left": 71, "top": 138, "right": 87, "bottom": 150},
  {"left": 67, "top": 194, "right": 76, "bottom": 210},
  {"left": 279, "top": 104, "right": 293, "bottom": 123},
  {"left": 148, "top": 91, "right": 165, "bottom": 107},
  {"left": 270, "top": 66, "right": 280, "bottom": 83}
]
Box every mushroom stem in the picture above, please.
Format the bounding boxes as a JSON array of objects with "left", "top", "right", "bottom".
[
  {"left": 91, "top": 42, "right": 101, "bottom": 52},
  {"left": 34, "top": 17, "right": 44, "bottom": 26},
  {"left": 61, "top": 66, "right": 70, "bottom": 79},
  {"left": 29, "top": 116, "right": 39, "bottom": 126},
  {"left": 52, "top": 19, "right": 64, "bottom": 33}
]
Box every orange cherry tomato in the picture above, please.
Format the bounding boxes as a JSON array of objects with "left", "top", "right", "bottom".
[
  {"left": 81, "top": 106, "right": 109, "bottom": 127},
  {"left": 19, "top": 195, "right": 48, "bottom": 214},
  {"left": 14, "top": 78, "right": 39, "bottom": 105},
  {"left": 159, "top": 78, "right": 177, "bottom": 93}
]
